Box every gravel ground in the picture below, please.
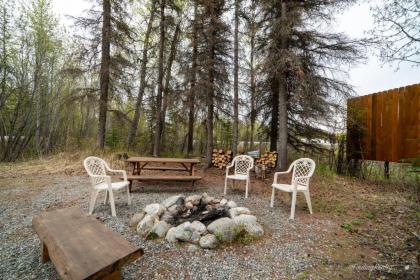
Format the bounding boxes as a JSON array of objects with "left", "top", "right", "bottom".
[{"left": 0, "top": 174, "right": 335, "bottom": 279}]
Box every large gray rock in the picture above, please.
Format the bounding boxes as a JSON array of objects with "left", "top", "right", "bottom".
[
  {"left": 162, "top": 195, "right": 185, "bottom": 208},
  {"left": 233, "top": 214, "right": 257, "bottom": 225},
  {"left": 179, "top": 221, "right": 192, "bottom": 232},
  {"left": 191, "top": 221, "right": 207, "bottom": 235},
  {"left": 243, "top": 222, "right": 264, "bottom": 237},
  {"left": 166, "top": 223, "right": 193, "bottom": 242},
  {"left": 199, "top": 234, "right": 218, "bottom": 249},
  {"left": 166, "top": 227, "right": 179, "bottom": 243},
  {"left": 130, "top": 211, "right": 146, "bottom": 227},
  {"left": 220, "top": 198, "right": 228, "bottom": 206},
  {"left": 185, "top": 194, "right": 202, "bottom": 206},
  {"left": 202, "top": 194, "right": 215, "bottom": 204},
  {"left": 187, "top": 244, "right": 200, "bottom": 252},
  {"left": 190, "top": 231, "right": 201, "bottom": 244},
  {"left": 227, "top": 200, "right": 238, "bottom": 208},
  {"left": 185, "top": 201, "right": 194, "bottom": 209},
  {"left": 229, "top": 207, "right": 251, "bottom": 218},
  {"left": 174, "top": 226, "right": 192, "bottom": 242},
  {"left": 144, "top": 203, "right": 165, "bottom": 216},
  {"left": 137, "top": 214, "right": 158, "bottom": 237},
  {"left": 150, "top": 221, "right": 172, "bottom": 238},
  {"left": 207, "top": 217, "right": 237, "bottom": 242}
]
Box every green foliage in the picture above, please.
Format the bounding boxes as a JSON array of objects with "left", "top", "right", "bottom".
[
  {"left": 146, "top": 232, "right": 159, "bottom": 240},
  {"left": 233, "top": 224, "right": 254, "bottom": 245},
  {"left": 214, "top": 231, "right": 223, "bottom": 241},
  {"left": 365, "top": 211, "right": 376, "bottom": 220},
  {"left": 296, "top": 271, "right": 309, "bottom": 280},
  {"left": 340, "top": 223, "right": 351, "bottom": 231}
]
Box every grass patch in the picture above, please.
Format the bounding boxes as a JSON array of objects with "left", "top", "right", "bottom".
[
  {"left": 233, "top": 224, "right": 255, "bottom": 245},
  {"left": 146, "top": 232, "right": 159, "bottom": 240},
  {"left": 365, "top": 210, "right": 376, "bottom": 220},
  {"left": 340, "top": 223, "right": 352, "bottom": 231}
]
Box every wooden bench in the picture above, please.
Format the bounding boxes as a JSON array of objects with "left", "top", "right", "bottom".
[
  {"left": 125, "top": 175, "right": 202, "bottom": 191},
  {"left": 32, "top": 208, "right": 143, "bottom": 280}
]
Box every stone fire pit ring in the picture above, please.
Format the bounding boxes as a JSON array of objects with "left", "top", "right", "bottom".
[{"left": 130, "top": 193, "right": 264, "bottom": 250}]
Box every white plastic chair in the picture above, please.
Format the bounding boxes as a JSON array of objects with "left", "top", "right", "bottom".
[
  {"left": 270, "top": 158, "right": 316, "bottom": 220},
  {"left": 83, "top": 156, "right": 131, "bottom": 217},
  {"left": 224, "top": 155, "right": 254, "bottom": 198}
]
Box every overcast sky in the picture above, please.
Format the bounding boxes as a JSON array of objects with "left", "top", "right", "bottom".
[{"left": 52, "top": 0, "right": 419, "bottom": 97}]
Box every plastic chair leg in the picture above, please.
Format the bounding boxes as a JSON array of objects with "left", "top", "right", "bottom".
[
  {"left": 290, "top": 191, "right": 297, "bottom": 220},
  {"left": 126, "top": 185, "right": 131, "bottom": 205},
  {"left": 108, "top": 190, "right": 117, "bottom": 217},
  {"left": 303, "top": 190, "right": 313, "bottom": 214},
  {"left": 89, "top": 189, "right": 99, "bottom": 215},
  {"left": 270, "top": 188, "right": 275, "bottom": 207}
]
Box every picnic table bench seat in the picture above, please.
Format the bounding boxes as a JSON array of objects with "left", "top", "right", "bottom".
[
  {"left": 32, "top": 208, "right": 143, "bottom": 280},
  {"left": 123, "top": 175, "right": 202, "bottom": 191}
]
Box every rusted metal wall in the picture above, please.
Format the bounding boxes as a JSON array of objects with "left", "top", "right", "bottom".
[{"left": 347, "top": 83, "right": 420, "bottom": 162}]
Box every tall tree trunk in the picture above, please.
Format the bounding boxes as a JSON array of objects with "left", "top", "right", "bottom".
[
  {"left": 127, "top": 0, "right": 157, "bottom": 150},
  {"left": 97, "top": 0, "right": 111, "bottom": 150},
  {"left": 159, "top": 22, "right": 181, "bottom": 141},
  {"left": 153, "top": 0, "right": 166, "bottom": 157},
  {"left": 187, "top": 2, "right": 198, "bottom": 156},
  {"left": 232, "top": 0, "right": 239, "bottom": 156},
  {"left": 270, "top": 75, "right": 279, "bottom": 151},
  {"left": 206, "top": 5, "right": 216, "bottom": 168},
  {"left": 249, "top": 27, "right": 256, "bottom": 150},
  {"left": 276, "top": 1, "right": 288, "bottom": 170}
]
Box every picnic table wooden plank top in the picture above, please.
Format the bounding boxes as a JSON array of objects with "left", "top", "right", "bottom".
[
  {"left": 32, "top": 208, "right": 143, "bottom": 280},
  {"left": 125, "top": 175, "right": 202, "bottom": 181},
  {"left": 126, "top": 157, "right": 200, "bottom": 164}
]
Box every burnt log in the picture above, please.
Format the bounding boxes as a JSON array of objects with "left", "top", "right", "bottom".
[{"left": 173, "top": 204, "right": 229, "bottom": 226}]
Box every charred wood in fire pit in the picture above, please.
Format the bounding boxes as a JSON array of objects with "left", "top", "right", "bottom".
[{"left": 172, "top": 202, "right": 230, "bottom": 226}]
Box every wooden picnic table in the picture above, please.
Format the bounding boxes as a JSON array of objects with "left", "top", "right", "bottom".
[
  {"left": 124, "top": 157, "right": 202, "bottom": 191},
  {"left": 126, "top": 157, "right": 200, "bottom": 176},
  {"left": 32, "top": 208, "right": 143, "bottom": 280}
]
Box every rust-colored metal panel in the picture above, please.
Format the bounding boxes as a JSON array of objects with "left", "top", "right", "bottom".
[{"left": 347, "top": 83, "right": 420, "bottom": 162}]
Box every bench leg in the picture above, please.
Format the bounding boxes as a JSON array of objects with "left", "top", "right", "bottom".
[
  {"left": 41, "top": 241, "right": 50, "bottom": 263},
  {"left": 103, "top": 269, "right": 121, "bottom": 280}
]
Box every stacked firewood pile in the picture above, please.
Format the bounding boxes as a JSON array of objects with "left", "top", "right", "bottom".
[
  {"left": 212, "top": 149, "right": 233, "bottom": 169},
  {"left": 255, "top": 151, "right": 278, "bottom": 169}
]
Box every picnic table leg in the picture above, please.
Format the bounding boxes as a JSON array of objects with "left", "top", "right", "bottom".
[
  {"left": 41, "top": 241, "right": 50, "bottom": 263},
  {"left": 103, "top": 269, "right": 121, "bottom": 280},
  {"left": 190, "top": 163, "right": 195, "bottom": 176}
]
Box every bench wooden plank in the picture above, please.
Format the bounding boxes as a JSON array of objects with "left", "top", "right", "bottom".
[
  {"left": 126, "top": 157, "right": 200, "bottom": 164},
  {"left": 141, "top": 166, "right": 189, "bottom": 171},
  {"left": 126, "top": 175, "right": 202, "bottom": 181},
  {"left": 32, "top": 208, "right": 143, "bottom": 280}
]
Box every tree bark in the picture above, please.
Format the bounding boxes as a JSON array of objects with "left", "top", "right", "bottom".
[
  {"left": 206, "top": 4, "right": 216, "bottom": 168},
  {"left": 232, "top": 0, "right": 239, "bottom": 156},
  {"left": 153, "top": 0, "right": 166, "bottom": 157},
  {"left": 249, "top": 25, "right": 256, "bottom": 150},
  {"left": 270, "top": 76, "right": 279, "bottom": 151},
  {"left": 187, "top": 2, "right": 198, "bottom": 156},
  {"left": 127, "top": 0, "right": 157, "bottom": 150},
  {"left": 276, "top": 1, "right": 288, "bottom": 171},
  {"left": 159, "top": 22, "right": 181, "bottom": 141},
  {"left": 97, "top": 0, "right": 111, "bottom": 150}
]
